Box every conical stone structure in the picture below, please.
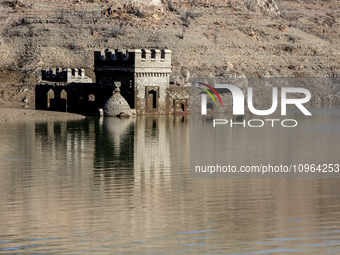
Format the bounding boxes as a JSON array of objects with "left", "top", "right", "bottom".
[{"left": 103, "top": 86, "right": 136, "bottom": 117}]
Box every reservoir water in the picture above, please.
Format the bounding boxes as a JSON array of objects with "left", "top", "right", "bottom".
[{"left": 1, "top": 107, "right": 340, "bottom": 254}]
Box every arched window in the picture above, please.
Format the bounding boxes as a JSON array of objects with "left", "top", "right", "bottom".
[{"left": 88, "top": 94, "right": 95, "bottom": 101}]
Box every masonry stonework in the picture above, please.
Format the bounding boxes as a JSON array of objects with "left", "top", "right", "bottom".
[
  {"left": 36, "top": 49, "right": 190, "bottom": 116},
  {"left": 94, "top": 49, "right": 172, "bottom": 115}
]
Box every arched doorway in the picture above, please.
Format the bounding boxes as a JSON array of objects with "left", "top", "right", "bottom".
[
  {"left": 60, "top": 89, "right": 67, "bottom": 112},
  {"left": 207, "top": 103, "right": 214, "bottom": 111},
  {"left": 174, "top": 99, "right": 187, "bottom": 114},
  {"left": 145, "top": 86, "right": 159, "bottom": 113},
  {"left": 47, "top": 89, "right": 54, "bottom": 109},
  {"left": 61, "top": 89, "right": 67, "bottom": 100},
  {"left": 148, "top": 90, "right": 157, "bottom": 109}
]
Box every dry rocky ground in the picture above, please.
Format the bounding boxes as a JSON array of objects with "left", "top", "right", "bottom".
[{"left": 0, "top": 0, "right": 339, "bottom": 107}]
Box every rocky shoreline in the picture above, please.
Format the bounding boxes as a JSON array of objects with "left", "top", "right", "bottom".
[{"left": 0, "top": 108, "right": 85, "bottom": 124}]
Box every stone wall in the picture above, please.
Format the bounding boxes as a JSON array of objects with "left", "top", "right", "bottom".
[
  {"left": 36, "top": 48, "right": 186, "bottom": 116},
  {"left": 36, "top": 83, "right": 99, "bottom": 115},
  {"left": 42, "top": 68, "right": 92, "bottom": 83},
  {"left": 94, "top": 71, "right": 135, "bottom": 109},
  {"left": 94, "top": 49, "right": 171, "bottom": 70},
  {"left": 135, "top": 73, "right": 170, "bottom": 114},
  {"left": 168, "top": 85, "right": 190, "bottom": 114},
  {"left": 94, "top": 49, "right": 172, "bottom": 115}
]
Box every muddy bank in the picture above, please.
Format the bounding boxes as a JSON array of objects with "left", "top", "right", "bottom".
[{"left": 0, "top": 108, "right": 85, "bottom": 123}]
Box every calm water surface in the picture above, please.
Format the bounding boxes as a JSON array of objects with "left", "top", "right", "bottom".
[{"left": 0, "top": 108, "right": 340, "bottom": 254}]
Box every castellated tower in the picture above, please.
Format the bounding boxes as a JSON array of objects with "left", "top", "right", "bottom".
[{"left": 94, "top": 49, "right": 172, "bottom": 115}]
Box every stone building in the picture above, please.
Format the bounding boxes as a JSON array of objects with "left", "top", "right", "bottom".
[
  {"left": 36, "top": 49, "right": 189, "bottom": 116},
  {"left": 94, "top": 49, "right": 172, "bottom": 115}
]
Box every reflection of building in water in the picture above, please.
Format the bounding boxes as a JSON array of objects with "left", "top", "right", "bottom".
[
  {"left": 3, "top": 114, "right": 340, "bottom": 253},
  {"left": 133, "top": 116, "right": 171, "bottom": 189},
  {"left": 36, "top": 49, "right": 191, "bottom": 116},
  {"left": 92, "top": 116, "right": 172, "bottom": 192},
  {"left": 34, "top": 120, "right": 96, "bottom": 174},
  {"left": 0, "top": 120, "right": 97, "bottom": 239},
  {"left": 93, "top": 117, "right": 135, "bottom": 189},
  {"left": 169, "top": 115, "right": 190, "bottom": 178}
]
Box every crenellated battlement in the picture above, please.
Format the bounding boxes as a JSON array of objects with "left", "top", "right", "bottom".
[
  {"left": 41, "top": 68, "right": 92, "bottom": 83},
  {"left": 94, "top": 49, "right": 171, "bottom": 69},
  {"left": 37, "top": 48, "right": 176, "bottom": 116}
]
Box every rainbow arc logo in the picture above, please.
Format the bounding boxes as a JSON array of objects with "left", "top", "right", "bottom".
[
  {"left": 197, "top": 82, "right": 312, "bottom": 116},
  {"left": 197, "top": 82, "right": 223, "bottom": 106}
]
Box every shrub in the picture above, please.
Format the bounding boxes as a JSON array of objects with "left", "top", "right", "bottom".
[
  {"left": 180, "top": 7, "right": 199, "bottom": 26},
  {"left": 106, "top": 22, "right": 127, "bottom": 38},
  {"left": 162, "top": 0, "right": 179, "bottom": 13}
]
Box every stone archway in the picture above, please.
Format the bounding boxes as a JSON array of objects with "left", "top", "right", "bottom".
[
  {"left": 174, "top": 99, "right": 187, "bottom": 114},
  {"left": 47, "top": 89, "right": 54, "bottom": 109},
  {"left": 61, "top": 89, "right": 67, "bottom": 100},
  {"left": 145, "top": 86, "right": 159, "bottom": 113},
  {"left": 60, "top": 89, "right": 67, "bottom": 112}
]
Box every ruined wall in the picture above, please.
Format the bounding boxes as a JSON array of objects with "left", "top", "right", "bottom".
[
  {"left": 95, "top": 72, "right": 135, "bottom": 109},
  {"left": 37, "top": 48, "right": 176, "bottom": 116},
  {"left": 42, "top": 68, "right": 92, "bottom": 83},
  {"left": 134, "top": 72, "right": 170, "bottom": 114},
  {"left": 37, "top": 67, "right": 97, "bottom": 114},
  {"left": 167, "top": 86, "right": 190, "bottom": 114},
  {"left": 36, "top": 83, "right": 98, "bottom": 115},
  {"left": 94, "top": 49, "right": 172, "bottom": 115},
  {"left": 94, "top": 49, "right": 135, "bottom": 108},
  {"left": 134, "top": 49, "right": 172, "bottom": 114}
]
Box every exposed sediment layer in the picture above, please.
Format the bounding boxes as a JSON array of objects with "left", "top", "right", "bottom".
[{"left": 0, "top": 108, "right": 85, "bottom": 123}]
